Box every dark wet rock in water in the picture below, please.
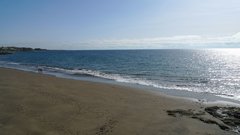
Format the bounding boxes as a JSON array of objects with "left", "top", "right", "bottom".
[
  {"left": 205, "top": 106, "right": 240, "bottom": 132},
  {"left": 37, "top": 68, "right": 43, "bottom": 73}
]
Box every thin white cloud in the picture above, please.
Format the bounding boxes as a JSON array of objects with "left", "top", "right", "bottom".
[
  {"left": 90, "top": 32, "right": 240, "bottom": 46},
  {"left": 61, "top": 32, "right": 238, "bottom": 49},
  {"left": 5, "top": 33, "right": 240, "bottom": 50}
]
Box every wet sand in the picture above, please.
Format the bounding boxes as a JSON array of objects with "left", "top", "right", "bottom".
[{"left": 0, "top": 68, "right": 236, "bottom": 135}]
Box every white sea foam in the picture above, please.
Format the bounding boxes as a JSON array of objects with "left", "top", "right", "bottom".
[
  {"left": 218, "top": 94, "right": 240, "bottom": 102},
  {"left": 0, "top": 61, "right": 20, "bottom": 65},
  {"left": 42, "top": 66, "right": 191, "bottom": 91},
  {"left": 1, "top": 61, "right": 239, "bottom": 102}
]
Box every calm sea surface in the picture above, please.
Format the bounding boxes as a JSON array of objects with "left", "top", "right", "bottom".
[{"left": 1, "top": 49, "right": 240, "bottom": 102}]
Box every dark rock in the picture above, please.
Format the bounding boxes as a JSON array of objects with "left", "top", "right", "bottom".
[
  {"left": 197, "top": 117, "right": 230, "bottom": 130},
  {"left": 166, "top": 107, "right": 240, "bottom": 133},
  {"left": 205, "top": 106, "right": 240, "bottom": 133},
  {"left": 167, "top": 109, "right": 205, "bottom": 117},
  {"left": 34, "top": 48, "right": 47, "bottom": 51},
  {"left": 0, "top": 46, "right": 47, "bottom": 55},
  {"left": 37, "top": 68, "right": 43, "bottom": 73}
]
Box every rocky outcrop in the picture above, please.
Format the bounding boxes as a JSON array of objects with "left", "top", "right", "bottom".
[
  {"left": 167, "top": 106, "right": 240, "bottom": 133},
  {"left": 205, "top": 106, "right": 240, "bottom": 132},
  {"left": 0, "top": 47, "right": 46, "bottom": 55}
]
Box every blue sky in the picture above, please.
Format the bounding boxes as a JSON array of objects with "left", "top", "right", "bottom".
[{"left": 1, "top": 0, "right": 240, "bottom": 49}]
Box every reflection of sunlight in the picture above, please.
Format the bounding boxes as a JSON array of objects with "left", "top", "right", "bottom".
[{"left": 217, "top": 48, "right": 240, "bottom": 56}]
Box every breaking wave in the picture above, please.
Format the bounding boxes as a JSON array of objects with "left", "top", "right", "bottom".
[
  {"left": 41, "top": 66, "right": 191, "bottom": 91},
  {"left": 0, "top": 60, "right": 239, "bottom": 102}
]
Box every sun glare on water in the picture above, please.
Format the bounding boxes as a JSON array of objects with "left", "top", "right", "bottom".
[{"left": 217, "top": 48, "right": 240, "bottom": 56}]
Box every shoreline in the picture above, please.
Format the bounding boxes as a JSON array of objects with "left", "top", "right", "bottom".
[
  {"left": 1, "top": 62, "right": 240, "bottom": 105},
  {"left": 0, "top": 67, "right": 239, "bottom": 134},
  {"left": 2, "top": 66, "right": 239, "bottom": 107}
]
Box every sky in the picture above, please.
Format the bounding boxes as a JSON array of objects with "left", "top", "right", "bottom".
[{"left": 1, "top": 0, "right": 240, "bottom": 50}]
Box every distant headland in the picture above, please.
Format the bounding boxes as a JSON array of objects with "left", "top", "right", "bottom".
[{"left": 0, "top": 47, "right": 47, "bottom": 55}]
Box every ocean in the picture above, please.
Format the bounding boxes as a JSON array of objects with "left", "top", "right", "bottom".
[{"left": 1, "top": 49, "right": 240, "bottom": 103}]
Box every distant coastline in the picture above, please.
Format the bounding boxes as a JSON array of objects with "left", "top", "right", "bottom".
[{"left": 0, "top": 46, "right": 47, "bottom": 55}]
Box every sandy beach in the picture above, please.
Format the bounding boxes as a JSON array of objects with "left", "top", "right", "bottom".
[{"left": 0, "top": 68, "right": 237, "bottom": 135}]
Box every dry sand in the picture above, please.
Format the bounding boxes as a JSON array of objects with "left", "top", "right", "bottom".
[{"left": 0, "top": 68, "right": 235, "bottom": 135}]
